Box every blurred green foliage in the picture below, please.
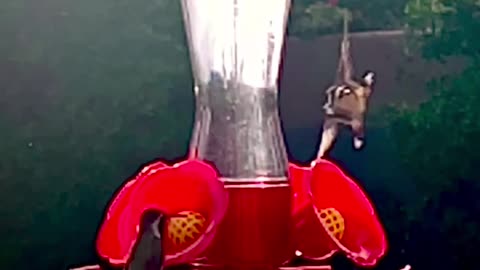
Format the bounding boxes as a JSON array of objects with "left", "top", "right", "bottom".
[
  {"left": 0, "top": 0, "right": 193, "bottom": 268},
  {"left": 387, "top": 0, "right": 480, "bottom": 210},
  {"left": 386, "top": 67, "right": 480, "bottom": 202},
  {"left": 404, "top": 0, "right": 480, "bottom": 60},
  {"left": 382, "top": 0, "right": 480, "bottom": 268},
  {"left": 288, "top": 0, "right": 409, "bottom": 38}
]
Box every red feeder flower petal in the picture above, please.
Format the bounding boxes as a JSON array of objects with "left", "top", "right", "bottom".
[
  {"left": 289, "top": 160, "right": 387, "bottom": 267},
  {"left": 290, "top": 163, "right": 338, "bottom": 262},
  {"left": 96, "top": 159, "right": 228, "bottom": 267}
]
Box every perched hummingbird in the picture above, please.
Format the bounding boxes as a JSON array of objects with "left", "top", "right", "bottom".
[{"left": 125, "top": 210, "right": 167, "bottom": 270}]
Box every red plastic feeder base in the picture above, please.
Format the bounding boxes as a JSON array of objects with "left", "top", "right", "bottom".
[
  {"left": 199, "top": 179, "right": 294, "bottom": 269},
  {"left": 189, "top": 264, "right": 332, "bottom": 270}
]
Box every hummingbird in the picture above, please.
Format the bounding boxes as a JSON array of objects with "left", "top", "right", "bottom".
[{"left": 125, "top": 210, "right": 167, "bottom": 270}]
